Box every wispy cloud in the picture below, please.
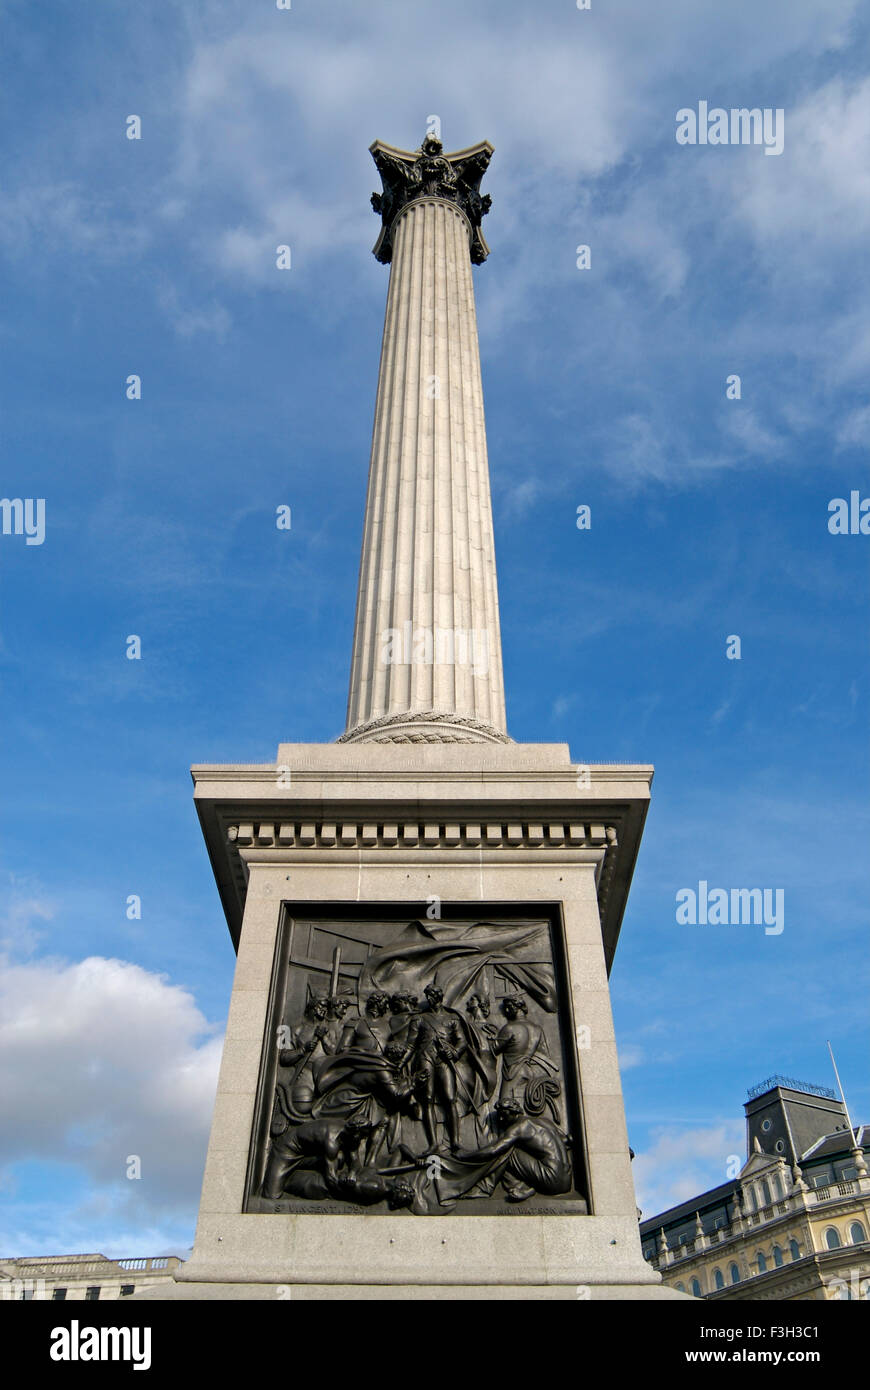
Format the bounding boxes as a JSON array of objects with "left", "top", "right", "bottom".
[
  {"left": 157, "top": 282, "right": 232, "bottom": 339},
  {"left": 633, "top": 1122, "right": 746, "bottom": 1221},
  {"left": 0, "top": 886, "right": 55, "bottom": 960}
]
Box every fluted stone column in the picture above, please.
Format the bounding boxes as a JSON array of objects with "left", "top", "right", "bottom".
[{"left": 342, "top": 135, "right": 508, "bottom": 744}]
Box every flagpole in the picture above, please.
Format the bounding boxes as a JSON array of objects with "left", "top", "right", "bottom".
[{"left": 826, "top": 1040, "right": 856, "bottom": 1141}]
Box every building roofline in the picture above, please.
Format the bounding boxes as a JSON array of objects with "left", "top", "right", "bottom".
[
  {"left": 639, "top": 1180, "right": 737, "bottom": 1234},
  {"left": 746, "top": 1075, "right": 837, "bottom": 1102}
]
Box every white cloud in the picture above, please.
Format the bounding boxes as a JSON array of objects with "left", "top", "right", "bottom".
[
  {"left": 1, "top": 0, "right": 864, "bottom": 492},
  {"left": 836, "top": 404, "right": 870, "bottom": 449},
  {"left": 0, "top": 954, "right": 223, "bottom": 1246},
  {"left": 723, "top": 76, "right": 870, "bottom": 259},
  {"left": 711, "top": 696, "right": 735, "bottom": 726},
  {"left": 633, "top": 1122, "right": 745, "bottom": 1221},
  {"left": 0, "top": 891, "right": 54, "bottom": 958},
  {"left": 157, "top": 282, "right": 232, "bottom": 339},
  {"left": 501, "top": 478, "right": 540, "bottom": 519},
  {"left": 720, "top": 405, "right": 787, "bottom": 460},
  {"left": 618, "top": 1043, "right": 646, "bottom": 1070},
  {"left": 0, "top": 184, "right": 149, "bottom": 261},
  {"left": 596, "top": 191, "right": 691, "bottom": 301}
]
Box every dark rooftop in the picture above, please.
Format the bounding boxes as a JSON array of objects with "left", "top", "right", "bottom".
[
  {"left": 639, "top": 1179, "right": 737, "bottom": 1235},
  {"left": 801, "top": 1128, "right": 862, "bottom": 1162}
]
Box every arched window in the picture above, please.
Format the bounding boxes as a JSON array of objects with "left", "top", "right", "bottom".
[
  {"left": 675, "top": 1282, "right": 685, "bottom": 1293},
  {"left": 714, "top": 1269, "right": 724, "bottom": 1289},
  {"left": 773, "top": 1245, "right": 784, "bottom": 1267},
  {"left": 691, "top": 1277, "right": 702, "bottom": 1297},
  {"left": 761, "top": 1179, "right": 772, "bottom": 1206},
  {"left": 789, "top": 1240, "right": 800, "bottom": 1261},
  {"left": 849, "top": 1222, "right": 866, "bottom": 1245},
  {"left": 729, "top": 1263, "right": 740, "bottom": 1285},
  {"left": 825, "top": 1228, "right": 841, "bottom": 1250},
  {"left": 757, "top": 1252, "right": 767, "bottom": 1273}
]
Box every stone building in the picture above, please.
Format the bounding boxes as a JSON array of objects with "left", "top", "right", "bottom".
[
  {"left": 639, "top": 1076, "right": 870, "bottom": 1300},
  {"left": 0, "top": 1252, "right": 181, "bottom": 1302}
]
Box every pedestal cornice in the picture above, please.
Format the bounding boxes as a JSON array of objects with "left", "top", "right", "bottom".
[{"left": 191, "top": 743, "right": 652, "bottom": 972}]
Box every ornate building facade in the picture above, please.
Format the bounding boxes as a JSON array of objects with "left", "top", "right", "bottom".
[
  {"left": 0, "top": 1253, "right": 181, "bottom": 1302},
  {"left": 640, "top": 1077, "right": 870, "bottom": 1300}
]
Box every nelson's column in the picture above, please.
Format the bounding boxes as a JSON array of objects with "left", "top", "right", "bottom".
[{"left": 156, "top": 133, "right": 682, "bottom": 1300}]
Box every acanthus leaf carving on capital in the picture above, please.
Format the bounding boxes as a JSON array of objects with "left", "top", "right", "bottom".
[{"left": 370, "top": 133, "right": 493, "bottom": 265}]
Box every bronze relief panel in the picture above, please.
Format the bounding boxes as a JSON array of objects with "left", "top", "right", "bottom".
[{"left": 245, "top": 905, "right": 589, "bottom": 1216}]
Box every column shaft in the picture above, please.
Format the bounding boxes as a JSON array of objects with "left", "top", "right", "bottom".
[{"left": 344, "top": 196, "right": 507, "bottom": 743}]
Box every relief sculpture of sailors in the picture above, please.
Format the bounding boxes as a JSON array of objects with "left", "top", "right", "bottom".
[
  {"left": 271, "top": 992, "right": 334, "bottom": 1128},
  {"left": 259, "top": 916, "right": 584, "bottom": 1215}
]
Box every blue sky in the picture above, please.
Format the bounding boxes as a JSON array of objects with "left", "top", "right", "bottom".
[{"left": 1, "top": 0, "right": 868, "bottom": 1254}]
